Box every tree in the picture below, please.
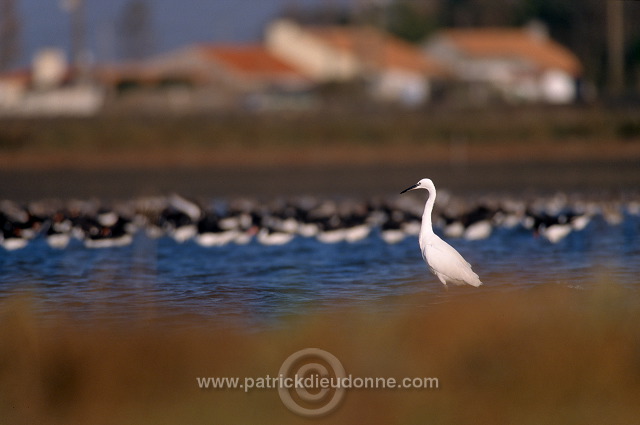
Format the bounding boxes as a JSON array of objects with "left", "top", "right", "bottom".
[
  {"left": 280, "top": 0, "right": 353, "bottom": 26},
  {"left": 0, "top": 0, "right": 21, "bottom": 71},
  {"left": 385, "top": 1, "right": 438, "bottom": 42},
  {"left": 441, "top": 0, "right": 521, "bottom": 27},
  {"left": 118, "top": 0, "right": 155, "bottom": 60}
]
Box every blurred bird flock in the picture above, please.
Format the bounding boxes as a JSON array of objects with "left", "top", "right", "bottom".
[{"left": 1, "top": 191, "right": 636, "bottom": 250}]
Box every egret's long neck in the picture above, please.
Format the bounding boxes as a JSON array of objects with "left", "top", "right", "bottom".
[{"left": 421, "top": 188, "right": 436, "bottom": 236}]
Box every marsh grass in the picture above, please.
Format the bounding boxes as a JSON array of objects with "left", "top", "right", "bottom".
[
  {"left": 1, "top": 283, "right": 639, "bottom": 425},
  {"left": 1, "top": 106, "right": 639, "bottom": 154}
]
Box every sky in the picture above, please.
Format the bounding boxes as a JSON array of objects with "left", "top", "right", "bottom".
[{"left": 14, "top": 0, "right": 351, "bottom": 66}]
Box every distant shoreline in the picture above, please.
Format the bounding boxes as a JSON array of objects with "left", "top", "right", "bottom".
[
  {"left": 2, "top": 105, "right": 640, "bottom": 170},
  {"left": 2, "top": 155, "right": 639, "bottom": 202},
  {"left": 2, "top": 108, "right": 640, "bottom": 200},
  {"left": 2, "top": 138, "right": 640, "bottom": 170}
]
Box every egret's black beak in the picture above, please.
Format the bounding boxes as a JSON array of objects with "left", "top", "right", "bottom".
[{"left": 400, "top": 183, "right": 419, "bottom": 194}]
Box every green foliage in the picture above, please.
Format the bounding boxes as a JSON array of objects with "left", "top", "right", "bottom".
[
  {"left": 517, "top": 0, "right": 574, "bottom": 27},
  {"left": 385, "top": 1, "right": 437, "bottom": 43}
]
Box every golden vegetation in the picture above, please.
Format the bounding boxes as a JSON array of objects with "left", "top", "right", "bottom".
[{"left": 1, "top": 283, "right": 639, "bottom": 425}]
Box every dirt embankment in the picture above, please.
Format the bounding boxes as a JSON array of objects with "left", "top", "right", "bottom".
[
  {"left": 1, "top": 108, "right": 639, "bottom": 200},
  {"left": 1, "top": 106, "right": 640, "bottom": 169}
]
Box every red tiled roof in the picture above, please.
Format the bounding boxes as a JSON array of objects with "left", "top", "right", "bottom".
[
  {"left": 439, "top": 28, "right": 582, "bottom": 76},
  {"left": 196, "top": 44, "right": 305, "bottom": 79},
  {"left": 307, "top": 26, "right": 447, "bottom": 76},
  {"left": 0, "top": 68, "right": 31, "bottom": 84}
]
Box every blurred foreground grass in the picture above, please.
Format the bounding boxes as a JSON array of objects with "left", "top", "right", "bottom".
[{"left": 1, "top": 283, "right": 640, "bottom": 425}]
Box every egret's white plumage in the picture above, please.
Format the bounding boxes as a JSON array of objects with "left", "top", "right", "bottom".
[{"left": 401, "top": 178, "right": 482, "bottom": 287}]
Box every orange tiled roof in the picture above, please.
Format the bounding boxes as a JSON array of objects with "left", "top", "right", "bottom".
[
  {"left": 0, "top": 68, "right": 31, "bottom": 84},
  {"left": 196, "top": 44, "right": 304, "bottom": 79},
  {"left": 440, "top": 28, "right": 582, "bottom": 76},
  {"left": 307, "top": 26, "right": 446, "bottom": 76}
]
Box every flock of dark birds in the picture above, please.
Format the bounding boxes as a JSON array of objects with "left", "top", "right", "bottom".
[{"left": 0, "top": 192, "right": 637, "bottom": 251}]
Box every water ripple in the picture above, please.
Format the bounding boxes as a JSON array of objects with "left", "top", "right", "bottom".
[{"left": 1, "top": 215, "right": 639, "bottom": 325}]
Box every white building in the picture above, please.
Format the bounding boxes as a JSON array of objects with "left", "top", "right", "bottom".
[
  {"left": 266, "top": 19, "right": 447, "bottom": 106},
  {"left": 97, "top": 44, "right": 314, "bottom": 111},
  {"left": 0, "top": 48, "right": 104, "bottom": 117},
  {"left": 424, "top": 24, "right": 582, "bottom": 104}
]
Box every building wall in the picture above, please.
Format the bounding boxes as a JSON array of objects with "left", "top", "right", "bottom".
[
  {"left": 425, "top": 36, "right": 578, "bottom": 104},
  {"left": 540, "top": 70, "right": 575, "bottom": 104},
  {"left": 265, "top": 20, "right": 359, "bottom": 82},
  {"left": 0, "top": 79, "right": 26, "bottom": 107},
  {"left": 372, "top": 69, "right": 429, "bottom": 106}
]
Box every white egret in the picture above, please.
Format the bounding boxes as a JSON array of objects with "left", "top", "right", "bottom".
[{"left": 401, "top": 178, "right": 482, "bottom": 287}]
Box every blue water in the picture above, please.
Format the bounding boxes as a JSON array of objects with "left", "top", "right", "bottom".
[{"left": 1, "top": 214, "right": 639, "bottom": 326}]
